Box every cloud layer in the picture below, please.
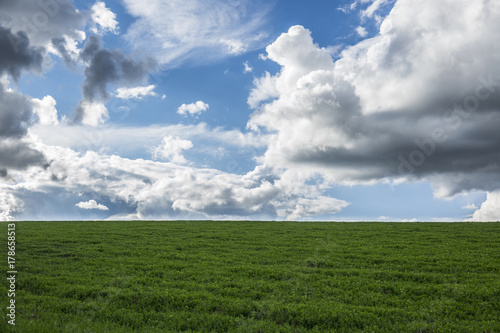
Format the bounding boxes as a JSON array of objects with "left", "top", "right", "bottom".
[
  {"left": 2, "top": 0, "right": 500, "bottom": 221},
  {"left": 1, "top": 138, "right": 347, "bottom": 221}
]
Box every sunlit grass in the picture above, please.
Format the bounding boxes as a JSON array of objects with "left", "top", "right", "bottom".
[{"left": 1, "top": 221, "right": 499, "bottom": 332}]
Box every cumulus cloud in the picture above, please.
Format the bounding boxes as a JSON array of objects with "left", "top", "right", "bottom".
[
  {"left": 177, "top": 101, "right": 209, "bottom": 116},
  {"left": 152, "top": 136, "right": 193, "bottom": 165},
  {"left": 74, "top": 100, "right": 109, "bottom": 126},
  {"left": 90, "top": 1, "right": 119, "bottom": 35},
  {"left": 74, "top": 35, "right": 156, "bottom": 125},
  {"left": 7, "top": 0, "right": 500, "bottom": 222},
  {"left": 0, "top": 191, "right": 23, "bottom": 221},
  {"left": 470, "top": 192, "right": 500, "bottom": 221},
  {"left": 401, "top": 218, "right": 418, "bottom": 222},
  {"left": 247, "top": 0, "right": 500, "bottom": 206},
  {"left": 0, "top": 139, "right": 347, "bottom": 221},
  {"left": 32, "top": 95, "right": 59, "bottom": 125},
  {"left": 115, "top": 85, "right": 157, "bottom": 99},
  {"left": 122, "top": 0, "right": 270, "bottom": 66},
  {"left": 247, "top": 72, "right": 279, "bottom": 108},
  {"left": 76, "top": 199, "right": 109, "bottom": 211}
]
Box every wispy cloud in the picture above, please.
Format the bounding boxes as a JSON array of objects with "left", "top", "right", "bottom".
[
  {"left": 462, "top": 203, "right": 478, "bottom": 210},
  {"left": 355, "top": 26, "right": 368, "bottom": 37},
  {"left": 122, "top": 0, "right": 271, "bottom": 67},
  {"left": 115, "top": 85, "right": 157, "bottom": 99},
  {"left": 243, "top": 61, "right": 253, "bottom": 73}
]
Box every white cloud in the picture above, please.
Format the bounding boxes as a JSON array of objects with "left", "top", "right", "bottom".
[
  {"left": 470, "top": 192, "right": 500, "bottom": 221},
  {"left": 247, "top": 72, "right": 279, "bottom": 108},
  {"left": 243, "top": 61, "right": 253, "bottom": 73},
  {"left": 177, "top": 101, "right": 209, "bottom": 116},
  {"left": 76, "top": 200, "right": 109, "bottom": 211},
  {"left": 1, "top": 138, "right": 348, "bottom": 221},
  {"left": 115, "top": 85, "right": 157, "bottom": 99},
  {"left": 284, "top": 196, "right": 349, "bottom": 221},
  {"left": 49, "top": 34, "right": 84, "bottom": 64},
  {"left": 247, "top": 0, "right": 500, "bottom": 199},
  {"left": 356, "top": 26, "right": 368, "bottom": 37},
  {"left": 152, "top": 136, "right": 193, "bottom": 164},
  {"left": 31, "top": 96, "right": 59, "bottom": 125},
  {"left": 8, "top": 0, "right": 500, "bottom": 222},
  {"left": 401, "top": 218, "right": 418, "bottom": 222},
  {"left": 122, "top": 0, "right": 270, "bottom": 66},
  {"left": 361, "top": 0, "right": 391, "bottom": 19},
  {"left": 462, "top": 203, "right": 478, "bottom": 210},
  {"left": 324, "top": 45, "right": 343, "bottom": 57},
  {"left": 0, "top": 191, "right": 23, "bottom": 221},
  {"left": 78, "top": 101, "right": 109, "bottom": 126},
  {"left": 91, "top": 1, "right": 119, "bottom": 35},
  {"left": 221, "top": 39, "right": 247, "bottom": 55},
  {"left": 29, "top": 122, "right": 268, "bottom": 159}
]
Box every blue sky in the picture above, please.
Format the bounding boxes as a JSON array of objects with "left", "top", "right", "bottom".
[{"left": 1, "top": 0, "right": 499, "bottom": 221}]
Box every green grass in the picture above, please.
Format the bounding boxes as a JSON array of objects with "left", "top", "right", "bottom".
[{"left": 1, "top": 221, "right": 499, "bottom": 332}]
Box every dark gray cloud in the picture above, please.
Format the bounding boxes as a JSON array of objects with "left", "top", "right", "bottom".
[
  {"left": 0, "top": 26, "right": 44, "bottom": 81},
  {"left": 0, "top": 81, "right": 47, "bottom": 170},
  {"left": 0, "top": 27, "right": 47, "bottom": 170},
  {"left": 51, "top": 36, "right": 75, "bottom": 67},
  {"left": 0, "top": 0, "right": 87, "bottom": 73},
  {"left": 0, "top": 139, "right": 46, "bottom": 170},
  {"left": 0, "top": 81, "right": 33, "bottom": 137},
  {"left": 80, "top": 36, "right": 154, "bottom": 101},
  {"left": 74, "top": 35, "right": 156, "bottom": 123},
  {"left": 0, "top": 0, "right": 86, "bottom": 47}
]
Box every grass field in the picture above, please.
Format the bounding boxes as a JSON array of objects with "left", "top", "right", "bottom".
[{"left": 1, "top": 221, "right": 499, "bottom": 332}]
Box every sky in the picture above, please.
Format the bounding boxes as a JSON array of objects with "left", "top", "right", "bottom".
[{"left": 1, "top": 0, "right": 499, "bottom": 221}]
